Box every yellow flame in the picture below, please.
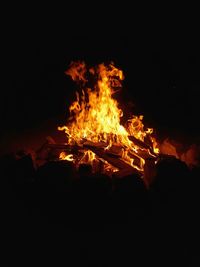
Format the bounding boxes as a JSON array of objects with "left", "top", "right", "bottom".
[
  {"left": 59, "top": 152, "right": 74, "bottom": 161},
  {"left": 58, "top": 62, "right": 159, "bottom": 171},
  {"left": 80, "top": 150, "right": 96, "bottom": 164}
]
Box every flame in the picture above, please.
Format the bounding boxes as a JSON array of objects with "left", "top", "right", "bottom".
[
  {"left": 59, "top": 152, "right": 74, "bottom": 161},
  {"left": 79, "top": 150, "right": 96, "bottom": 164},
  {"left": 151, "top": 137, "right": 160, "bottom": 154},
  {"left": 59, "top": 62, "right": 159, "bottom": 171}
]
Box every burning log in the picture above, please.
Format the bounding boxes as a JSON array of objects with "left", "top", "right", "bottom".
[
  {"left": 43, "top": 139, "right": 144, "bottom": 174},
  {"left": 83, "top": 141, "right": 139, "bottom": 172},
  {"left": 133, "top": 150, "right": 156, "bottom": 160},
  {"left": 128, "top": 135, "right": 157, "bottom": 156},
  {"left": 113, "top": 167, "right": 140, "bottom": 179},
  {"left": 35, "top": 135, "right": 153, "bottom": 177},
  {"left": 82, "top": 140, "right": 107, "bottom": 149},
  {"left": 128, "top": 135, "right": 152, "bottom": 150}
]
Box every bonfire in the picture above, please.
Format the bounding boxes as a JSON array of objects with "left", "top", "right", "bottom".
[{"left": 56, "top": 61, "right": 160, "bottom": 177}]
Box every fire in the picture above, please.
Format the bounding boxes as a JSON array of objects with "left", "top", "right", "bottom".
[
  {"left": 59, "top": 152, "right": 74, "bottom": 161},
  {"left": 79, "top": 150, "right": 96, "bottom": 164},
  {"left": 58, "top": 61, "right": 159, "bottom": 172}
]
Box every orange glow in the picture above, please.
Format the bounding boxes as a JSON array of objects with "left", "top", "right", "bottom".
[
  {"left": 58, "top": 62, "right": 159, "bottom": 172},
  {"left": 59, "top": 152, "right": 74, "bottom": 161},
  {"left": 79, "top": 150, "right": 96, "bottom": 164}
]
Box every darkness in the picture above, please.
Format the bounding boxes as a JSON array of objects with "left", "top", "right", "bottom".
[{"left": 1, "top": 31, "right": 200, "bottom": 145}]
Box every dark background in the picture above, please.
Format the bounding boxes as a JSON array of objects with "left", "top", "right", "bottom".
[{"left": 1, "top": 25, "right": 200, "bottom": 145}]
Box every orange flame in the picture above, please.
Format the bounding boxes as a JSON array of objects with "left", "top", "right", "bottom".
[
  {"left": 59, "top": 152, "right": 74, "bottom": 161},
  {"left": 58, "top": 62, "right": 159, "bottom": 171},
  {"left": 79, "top": 150, "right": 96, "bottom": 164}
]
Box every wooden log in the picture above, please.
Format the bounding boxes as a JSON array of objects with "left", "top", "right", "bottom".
[
  {"left": 84, "top": 142, "right": 136, "bottom": 171},
  {"left": 126, "top": 151, "right": 143, "bottom": 168},
  {"left": 43, "top": 139, "right": 148, "bottom": 170},
  {"left": 83, "top": 141, "right": 140, "bottom": 161},
  {"left": 105, "top": 145, "right": 122, "bottom": 156},
  {"left": 128, "top": 135, "right": 151, "bottom": 150},
  {"left": 36, "top": 139, "right": 143, "bottom": 177},
  {"left": 82, "top": 140, "right": 107, "bottom": 148},
  {"left": 84, "top": 136, "right": 153, "bottom": 152},
  {"left": 83, "top": 141, "right": 144, "bottom": 175},
  {"left": 134, "top": 149, "right": 156, "bottom": 160},
  {"left": 128, "top": 135, "right": 157, "bottom": 156},
  {"left": 144, "top": 135, "right": 154, "bottom": 148},
  {"left": 112, "top": 167, "right": 141, "bottom": 179}
]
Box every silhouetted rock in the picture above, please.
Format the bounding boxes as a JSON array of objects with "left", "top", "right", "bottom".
[
  {"left": 149, "top": 157, "right": 191, "bottom": 222},
  {"left": 112, "top": 174, "right": 148, "bottom": 223},
  {"left": 78, "top": 163, "right": 93, "bottom": 178}
]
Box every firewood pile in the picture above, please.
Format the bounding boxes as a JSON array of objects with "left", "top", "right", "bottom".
[{"left": 34, "top": 134, "right": 162, "bottom": 179}]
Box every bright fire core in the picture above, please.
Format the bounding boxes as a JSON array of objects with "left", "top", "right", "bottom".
[{"left": 58, "top": 62, "right": 159, "bottom": 172}]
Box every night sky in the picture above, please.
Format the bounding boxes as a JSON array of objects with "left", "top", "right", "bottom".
[{"left": 2, "top": 28, "right": 200, "bottom": 145}]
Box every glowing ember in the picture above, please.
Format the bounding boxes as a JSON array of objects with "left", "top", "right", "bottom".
[{"left": 58, "top": 61, "right": 159, "bottom": 172}]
